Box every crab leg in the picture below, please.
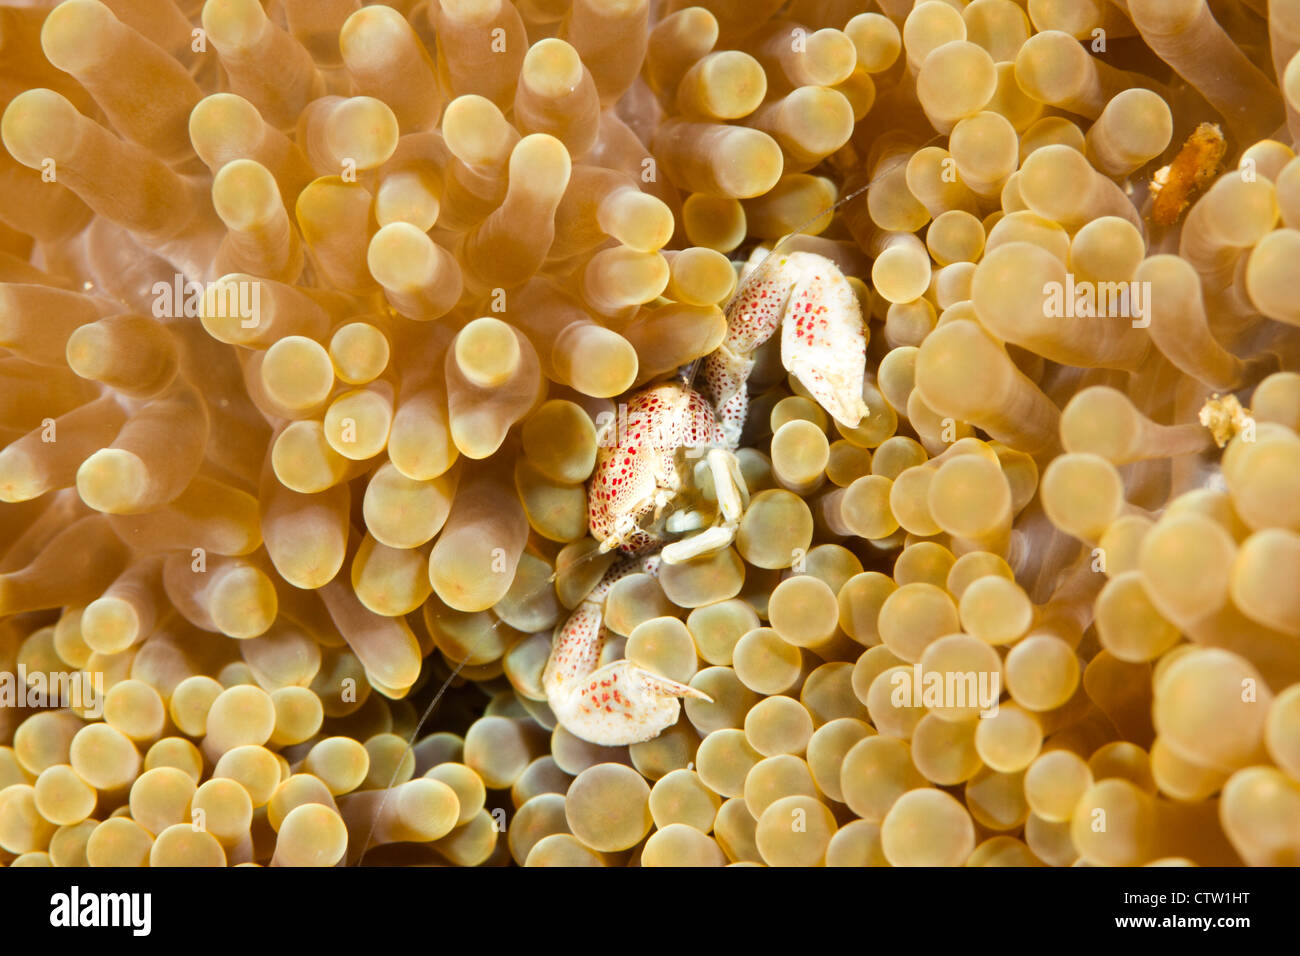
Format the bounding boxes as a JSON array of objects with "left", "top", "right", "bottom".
[
  {"left": 707, "top": 446, "right": 745, "bottom": 522},
  {"left": 544, "top": 555, "right": 711, "bottom": 746},
  {"left": 660, "top": 447, "right": 747, "bottom": 564},
  {"left": 703, "top": 250, "right": 870, "bottom": 448}
]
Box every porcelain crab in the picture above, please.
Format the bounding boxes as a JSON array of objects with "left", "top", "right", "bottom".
[{"left": 543, "top": 249, "right": 870, "bottom": 745}]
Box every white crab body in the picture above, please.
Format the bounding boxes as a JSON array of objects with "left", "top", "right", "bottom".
[{"left": 587, "top": 382, "right": 724, "bottom": 555}]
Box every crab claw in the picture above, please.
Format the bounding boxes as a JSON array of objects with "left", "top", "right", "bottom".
[
  {"left": 550, "top": 659, "right": 711, "bottom": 747},
  {"left": 779, "top": 264, "right": 870, "bottom": 430},
  {"left": 545, "top": 557, "right": 713, "bottom": 746}
]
